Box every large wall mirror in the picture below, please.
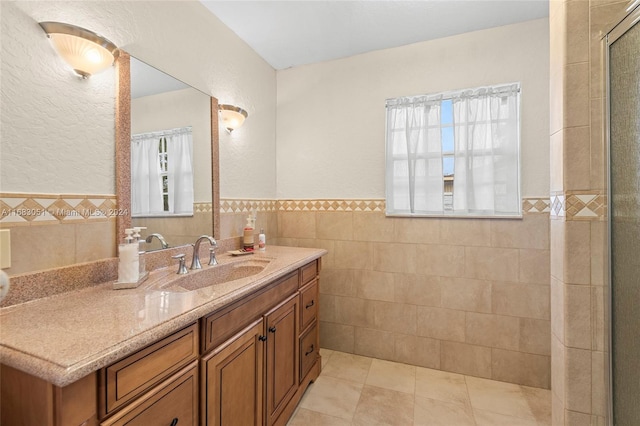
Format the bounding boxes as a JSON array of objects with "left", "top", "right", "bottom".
[{"left": 116, "top": 52, "right": 220, "bottom": 252}]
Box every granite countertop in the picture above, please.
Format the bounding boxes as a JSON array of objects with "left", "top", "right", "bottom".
[{"left": 0, "top": 246, "right": 326, "bottom": 387}]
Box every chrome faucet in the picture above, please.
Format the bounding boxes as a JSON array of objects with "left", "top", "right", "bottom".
[
  {"left": 145, "top": 233, "right": 169, "bottom": 249},
  {"left": 191, "top": 235, "right": 217, "bottom": 270}
]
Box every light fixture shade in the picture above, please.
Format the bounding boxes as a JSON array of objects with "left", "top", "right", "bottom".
[
  {"left": 219, "top": 104, "right": 248, "bottom": 133},
  {"left": 39, "top": 22, "right": 119, "bottom": 78}
]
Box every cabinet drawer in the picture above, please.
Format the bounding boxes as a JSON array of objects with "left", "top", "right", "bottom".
[
  {"left": 101, "top": 362, "right": 198, "bottom": 426},
  {"left": 299, "top": 322, "right": 318, "bottom": 382},
  {"left": 299, "top": 280, "right": 318, "bottom": 332},
  {"left": 101, "top": 323, "right": 198, "bottom": 417},
  {"left": 203, "top": 271, "right": 298, "bottom": 353},
  {"left": 300, "top": 261, "right": 318, "bottom": 287}
]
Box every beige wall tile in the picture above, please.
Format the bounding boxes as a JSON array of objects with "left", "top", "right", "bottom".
[
  {"left": 316, "top": 211, "right": 353, "bottom": 240},
  {"left": 590, "top": 220, "right": 606, "bottom": 286},
  {"left": 353, "top": 211, "right": 394, "bottom": 242},
  {"left": 552, "top": 391, "right": 565, "bottom": 426},
  {"left": 565, "top": 410, "right": 592, "bottom": 426},
  {"left": 551, "top": 335, "right": 565, "bottom": 401},
  {"left": 333, "top": 240, "right": 373, "bottom": 270},
  {"left": 591, "top": 350, "right": 606, "bottom": 417},
  {"left": 334, "top": 296, "right": 375, "bottom": 328},
  {"left": 565, "top": 347, "right": 592, "bottom": 413},
  {"left": 441, "top": 341, "right": 492, "bottom": 378},
  {"left": 393, "top": 217, "right": 441, "bottom": 244},
  {"left": 440, "top": 218, "right": 491, "bottom": 247},
  {"left": 354, "top": 327, "right": 395, "bottom": 360},
  {"left": 519, "top": 249, "right": 551, "bottom": 285},
  {"left": 416, "top": 244, "right": 465, "bottom": 277},
  {"left": 320, "top": 268, "right": 356, "bottom": 296},
  {"left": 520, "top": 318, "right": 552, "bottom": 356},
  {"left": 566, "top": 0, "right": 590, "bottom": 64},
  {"left": 7, "top": 223, "right": 76, "bottom": 274},
  {"left": 490, "top": 214, "right": 550, "bottom": 250},
  {"left": 319, "top": 321, "right": 354, "bottom": 353},
  {"left": 416, "top": 306, "right": 466, "bottom": 342},
  {"left": 310, "top": 239, "right": 335, "bottom": 269},
  {"left": 319, "top": 293, "right": 337, "bottom": 323},
  {"left": 465, "top": 312, "right": 520, "bottom": 351},
  {"left": 491, "top": 349, "right": 551, "bottom": 389},
  {"left": 492, "top": 281, "right": 550, "bottom": 320},
  {"left": 440, "top": 277, "right": 491, "bottom": 313},
  {"left": 354, "top": 270, "right": 395, "bottom": 302},
  {"left": 592, "top": 286, "right": 606, "bottom": 352},
  {"left": 393, "top": 273, "right": 441, "bottom": 307},
  {"left": 564, "top": 221, "right": 591, "bottom": 285},
  {"left": 550, "top": 219, "right": 565, "bottom": 281},
  {"left": 564, "top": 284, "right": 592, "bottom": 350},
  {"left": 550, "top": 2, "right": 566, "bottom": 135},
  {"left": 464, "top": 246, "right": 519, "bottom": 282},
  {"left": 372, "top": 242, "right": 416, "bottom": 274},
  {"left": 551, "top": 130, "right": 565, "bottom": 192},
  {"left": 590, "top": 98, "right": 606, "bottom": 191},
  {"left": 278, "top": 211, "right": 316, "bottom": 239},
  {"left": 551, "top": 276, "right": 566, "bottom": 342},
  {"left": 563, "top": 126, "right": 592, "bottom": 191},
  {"left": 76, "top": 220, "right": 116, "bottom": 263},
  {"left": 373, "top": 301, "right": 417, "bottom": 334},
  {"left": 564, "top": 63, "right": 590, "bottom": 128},
  {"left": 395, "top": 335, "right": 440, "bottom": 369}
]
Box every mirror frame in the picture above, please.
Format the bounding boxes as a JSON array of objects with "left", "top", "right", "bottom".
[{"left": 115, "top": 52, "right": 220, "bottom": 247}]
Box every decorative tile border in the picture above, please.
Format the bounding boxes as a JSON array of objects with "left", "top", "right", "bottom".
[
  {"left": 0, "top": 193, "right": 118, "bottom": 225},
  {"left": 522, "top": 198, "right": 551, "bottom": 214},
  {"left": 220, "top": 199, "right": 277, "bottom": 214},
  {"left": 550, "top": 191, "right": 606, "bottom": 221},
  {"left": 194, "top": 202, "right": 213, "bottom": 213},
  {"left": 278, "top": 199, "right": 386, "bottom": 212}
]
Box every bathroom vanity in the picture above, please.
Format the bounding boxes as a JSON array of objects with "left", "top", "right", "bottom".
[{"left": 0, "top": 246, "right": 325, "bottom": 426}]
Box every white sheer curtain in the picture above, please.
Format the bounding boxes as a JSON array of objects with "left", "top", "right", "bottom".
[
  {"left": 452, "top": 83, "right": 520, "bottom": 215},
  {"left": 131, "top": 126, "right": 194, "bottom": 216},
  {"left": 386, "top": 95, "right": 443, "bottom": 214},
  {"left": 131, "top": 133, "right": 163, "bottom": 216},
  {"left": 166, "top": 128, "right": 194, "bottom": 214}
]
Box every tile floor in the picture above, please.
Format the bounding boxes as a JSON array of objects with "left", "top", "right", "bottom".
[{"left": 288, "top": 349, "right": 551, "bottom": 426}]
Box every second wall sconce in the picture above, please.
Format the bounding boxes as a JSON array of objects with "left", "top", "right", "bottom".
[
  {"left": 219, "top": 104, "right": 248, "bottom": 133},
  {"left": 39, "top": 21, "right": 119, "bottom": 79}
]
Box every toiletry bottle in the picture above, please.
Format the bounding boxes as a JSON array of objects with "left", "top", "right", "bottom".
[
  {"left": 243, "top": 215, "right": 254, "bottom": 251},
  {"left": 133, "top": 226, "right": 147, "bottom": 278},
  {"left": 258, "top": 228, "right": 266, "bottom": 251},
  {"left": 118, "top": 229, "right": 139, "bottom": 283}
]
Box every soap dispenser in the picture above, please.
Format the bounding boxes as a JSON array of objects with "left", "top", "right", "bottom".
[
  {"left": 115, "top": 228, "right": 140, "bottom": 289},
  {"left": 243, "top": 214, "right": 255, "bottom": 251},
  {"left": 133, "top": 226, "right": 148, "bottom": 280}
]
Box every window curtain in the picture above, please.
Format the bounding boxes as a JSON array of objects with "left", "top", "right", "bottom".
[
  {"left": 166, "top": 128, "right": 194, "bottom": 214},
  {"left": 386, "top": 95, "right": 443, "bottom": 214},
  {"left": 131, "top": 133, "right": 163, "bottom": 216},
  {"left": 452, "top": 83, "right": 520, "bottom": 215},
  {"left": 131, "top": 126, "right": 194, "bottom": 216}
]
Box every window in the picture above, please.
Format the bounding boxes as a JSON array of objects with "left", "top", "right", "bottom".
[
  {"left": 131, "top": 126, "right": 194, "bottom": 217},
  {"left": 385, "top": 83, "right": 521, "bottom": 217}
]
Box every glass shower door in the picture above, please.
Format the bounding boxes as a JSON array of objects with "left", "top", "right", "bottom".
[{"left": 608, "top": 8, "right": 640, "bottom": 426}]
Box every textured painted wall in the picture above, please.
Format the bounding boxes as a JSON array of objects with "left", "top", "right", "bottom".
[
  {"left": 276, "top": 18, "right": 550, "bottom": 199},
  {"left": 0, "top": 1, "right": 277, "bottom": 198}
]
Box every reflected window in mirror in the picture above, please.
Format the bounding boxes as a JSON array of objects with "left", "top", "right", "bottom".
[{"left": 131, "top": 126, "right": 194, "bottom": 217}]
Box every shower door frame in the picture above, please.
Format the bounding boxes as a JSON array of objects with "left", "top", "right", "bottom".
[{"left": 605, "top": 3, "right": 640, "bottom": 425}]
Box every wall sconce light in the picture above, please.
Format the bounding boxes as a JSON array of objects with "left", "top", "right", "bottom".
[
  {"left": 39, "top": 22, "right": 119, "bottom": 79},
  {"left": 219, "top": 104, "right": 248, "bottom": 133}
]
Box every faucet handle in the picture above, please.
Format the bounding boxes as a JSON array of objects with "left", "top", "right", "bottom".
[
  {"left": 171, "top": 254, "right": 188, "bottom": 275},
  {"left": 208, "top": 246, "right": 218, "bottom": 266}
]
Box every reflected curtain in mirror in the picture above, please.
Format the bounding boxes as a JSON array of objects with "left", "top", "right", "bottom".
[{"left": 131, "top": 126, "right": 194, "bottom": 217}]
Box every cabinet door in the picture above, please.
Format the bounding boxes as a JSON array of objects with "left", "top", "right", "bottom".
[
  {"left": 201, "top": 319, "right": 265, "bottom": 426},
  {"left": 265, "top": 295, "right": 298, "bottom": 426}
]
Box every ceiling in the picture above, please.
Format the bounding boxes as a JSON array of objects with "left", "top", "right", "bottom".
[{"left": 200, "top": 0, "right": 549, "bottom": 70}]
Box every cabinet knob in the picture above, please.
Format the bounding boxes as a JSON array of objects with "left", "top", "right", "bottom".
[
  {"left": 305, "top": 344, "right": 315, "bottom": 356},
  {"left": 259, "top": 335, "right": 267, "bottom": 342},
  {"left": 170, "top": 418, "right": 179, "bottom": 426},
  {"left": 268, "top": 326, "right": 277, "bottom": 333},
  {"left": 305, "top": 300, "right": 315, "bottom": 309}
]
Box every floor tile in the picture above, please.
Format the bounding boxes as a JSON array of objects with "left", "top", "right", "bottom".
[
  {"left": 366, "top": 358, "right": 416, "bottom": 394},
  {"left": 322, "top": 351, "right": 372, "bottom": 384},
  {"left": 474, "top": 408, "right": 539, "bottom": 426},
  {"left": 414, "top": 395, "right": 475, "bottom": 426},
  {"left": 465, "top": 376, "right": 535, "bottom": 420},
  {"left": 299, "top": 375, "right": 363, "bottom": 420},
  {"left": 415, "top": 367, "right": 470, "bottom": 407},
  {"left": 520, "top": 385, "right": 552, "bottom": 425},
  {"left": 287, "top": 408, "right": 351, "bottom": 426},
  {"left": 352, "top": 385, "right": 414, "bottom": 426},
  {"left": 319, "top": 348, "right": 335, "bottom": 369}
]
